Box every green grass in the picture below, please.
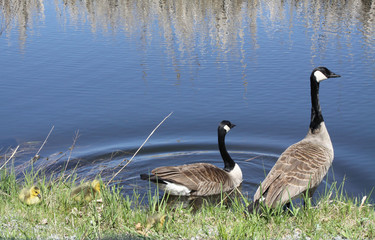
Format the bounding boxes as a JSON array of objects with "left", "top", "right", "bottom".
[
  {"left": 0, "top": 166, "right": 374, "bottom": 240},
  {"left": 1, "top": 138, "right": 374, "bottom": 239}
]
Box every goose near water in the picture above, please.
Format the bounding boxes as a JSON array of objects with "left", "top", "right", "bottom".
[
  {"left": 140, "top": 120, "right": 243, "bottom": 196},
  {"left": 248, "top": 67, "right": 341, "bottom": 212}
]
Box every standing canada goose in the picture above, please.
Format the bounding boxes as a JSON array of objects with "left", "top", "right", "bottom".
[
  {"left": 248, "top": 67, "right": 340, "bottom": 212},
  {"left": 71, "top": 179, "right": 101, "bottom": 202},
  {"left": 19, "top": 186, "right": 42, "bottom": 205},
  {"left": 140, "top": 120, "right": 242, "bottom": 196}
]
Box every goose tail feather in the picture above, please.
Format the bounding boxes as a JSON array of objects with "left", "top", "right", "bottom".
[
  {"left": 140, "top": 174, "right": 151, "bottom": 180},
  {"left": 140, "top": 173, "right": 168, "bottom": 185}
]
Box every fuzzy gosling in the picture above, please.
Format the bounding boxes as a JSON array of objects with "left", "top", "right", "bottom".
[
  {"left": 19, "top": 186, "right": 42, "bottom": 205},
  {"left": 71, "top": 179, "right": 101, "bottom": 202}
]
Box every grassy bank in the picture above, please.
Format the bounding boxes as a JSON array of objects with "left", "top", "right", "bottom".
[{"left": 0, "top": 165, "right": 374, "bottom": 240}]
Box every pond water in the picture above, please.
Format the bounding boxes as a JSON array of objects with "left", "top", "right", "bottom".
[{"left": 1, "top": 0, "right": 375, "bottom": 203}]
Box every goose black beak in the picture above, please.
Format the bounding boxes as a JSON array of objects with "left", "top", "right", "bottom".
[
  {"left": 231, "top": 124, "right": 236, "bottom": 128},
  {"left": 37, "top": 194, "right": 42, "bottom": 199},
  {"left": 329, "top": 72, "right": 341, "bottom": 78}
]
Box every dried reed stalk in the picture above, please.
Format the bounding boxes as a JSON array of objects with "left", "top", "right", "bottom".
[
  {"left": 106, "top": 112, "right": 173, "bottom": 186},
  {"left": 0, "top": 145, "right": 20, "bottom": 170}
]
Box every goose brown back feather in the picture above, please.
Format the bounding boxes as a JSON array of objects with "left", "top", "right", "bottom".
[
  {"left": 253, "top": 136, "right": 333, "bottom": 207},
  {"left": 151, "top": 162, "right": 239, "bottom": 196}
]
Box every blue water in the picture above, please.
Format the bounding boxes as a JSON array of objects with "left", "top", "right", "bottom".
[{"left": 1, "top": 0, "right": 374, "bottom": 202}]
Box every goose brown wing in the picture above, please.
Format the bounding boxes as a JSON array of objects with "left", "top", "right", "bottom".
[
  {"left": 254, "top": 141, "right": 332, "bottom": 207},
  {"left": 194, "top": 177, "right": 236, "bottom": 196},
  {"left": 151, "top": 163, "right": 233, "bottom": 195}
]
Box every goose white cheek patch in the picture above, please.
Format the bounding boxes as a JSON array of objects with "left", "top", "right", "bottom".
[
  {"left": 314, "top": 70, "right": 327, "bottom": 82},
  {"left": 224, "top": 125, "right": 231, "bottom": 132}
]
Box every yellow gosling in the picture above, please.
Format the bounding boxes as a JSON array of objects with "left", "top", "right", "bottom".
[
  {"left": 71, "top": 179, "right": 101, "bottom": 202},
  {"left": 19, "top": 186, "right": 42, "bottom": 205},
  {"left": 146, "top": 213, "right": 167, "bottom": 229}
]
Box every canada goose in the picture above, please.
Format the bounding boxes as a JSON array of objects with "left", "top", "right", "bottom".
[
  {"left": 19, "top": 186, "right": 42, "bottom": 205},
  {"left": 71, "top": 179, "right": 101, "bottom": 202},
  {"left": 140, "top": 120, "right": 242, "bottom": 196},
  {"left": 248, "top": 67, "right": 340, "bottom": 212}
]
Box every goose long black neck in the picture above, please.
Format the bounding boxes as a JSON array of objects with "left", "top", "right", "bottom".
[
  {"left": 218, "top": 128, "right": 235, "bottom": 172},
  {"left": 309, "top": 74, "right": 323, "bottom": 133}
]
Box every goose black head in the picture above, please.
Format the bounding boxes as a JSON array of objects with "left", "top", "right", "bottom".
[
  {"left": 312, "top": 66, "right": 341, "bottom": 83},
  {"left": 219, "top": 120, "right": 236, "bottom": 133},
  {"left": 309, "top": 67, "right": 341, "bottom": 133}
]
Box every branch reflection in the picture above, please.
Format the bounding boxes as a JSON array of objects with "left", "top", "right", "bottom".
[{"left": 1, "top": 0, "right": 374, "bottom": 55}]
